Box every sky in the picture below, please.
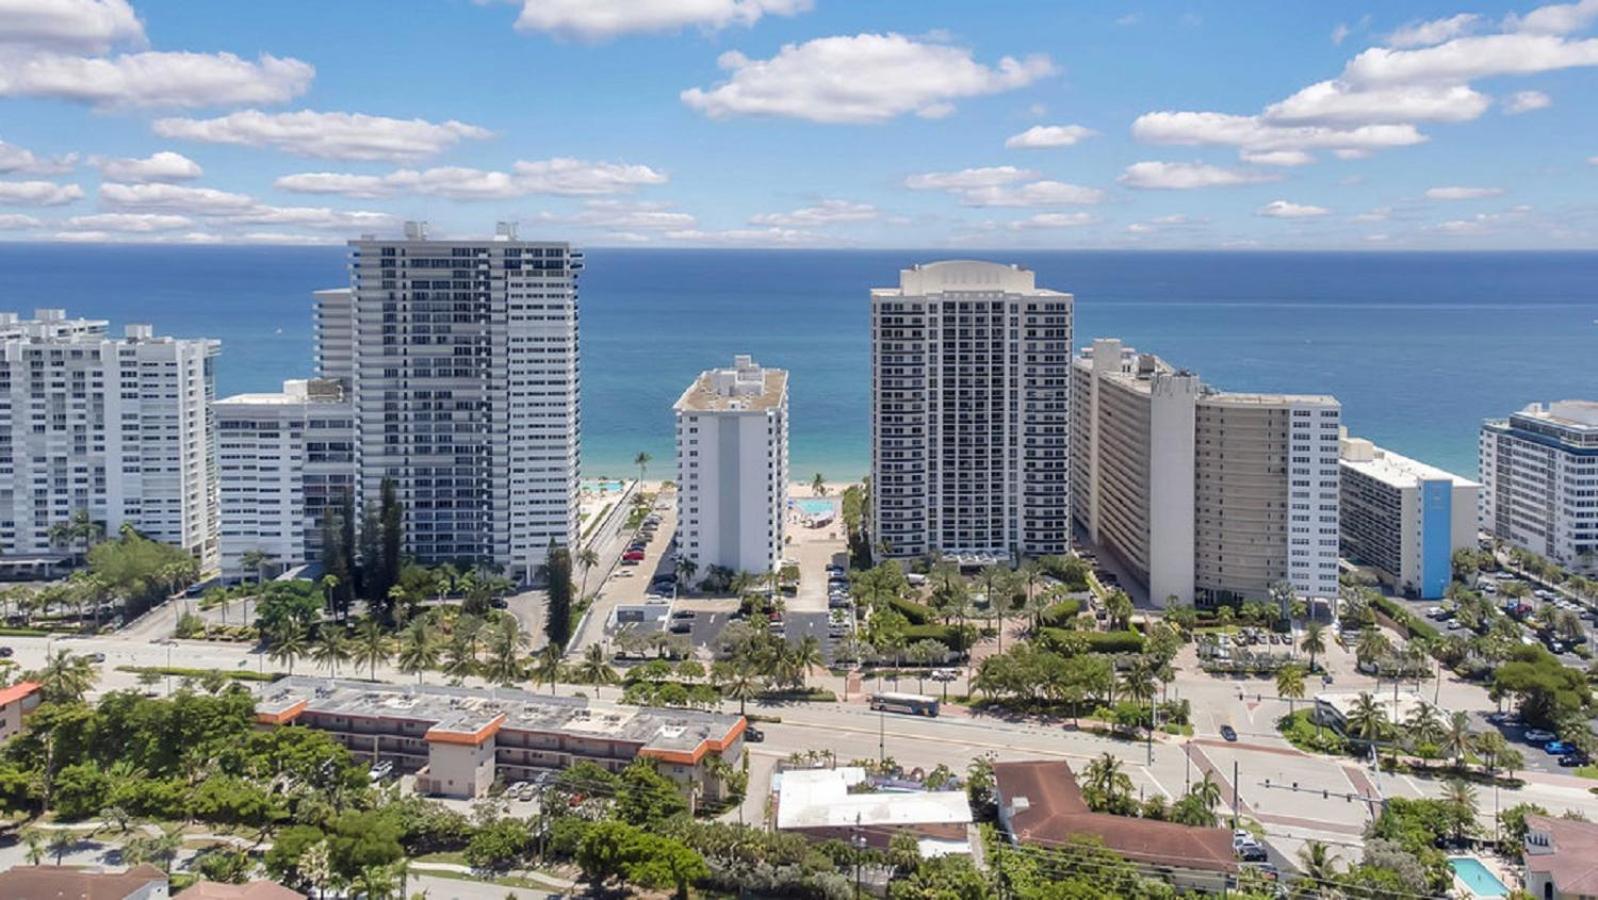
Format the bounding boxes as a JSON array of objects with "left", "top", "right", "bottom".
[{"left": 0, "top": 0, "right": 1596, "bottom": 249}]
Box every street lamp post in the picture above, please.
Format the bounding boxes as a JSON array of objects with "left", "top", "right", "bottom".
[{"left": 852, "top": 814, "right": 866, "bottom": 900}]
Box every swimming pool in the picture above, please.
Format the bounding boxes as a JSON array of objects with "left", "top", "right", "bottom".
[
  {"left": 582, "top": 479, "right": 626, "bottom": 493},
  {"left": 795, "top": 498, "right": 835, "bottom": 516},
  {"left": 1449, "top": 857, "right": 1508, "bottom": 897}
]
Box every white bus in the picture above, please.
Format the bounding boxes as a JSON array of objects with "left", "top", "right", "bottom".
[{"left": 868, "top": 691, "right": 940, "bottom": 717}]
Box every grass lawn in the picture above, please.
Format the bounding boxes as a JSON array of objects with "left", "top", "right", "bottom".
[{"left": 1574, "top": 765, "right": 1598, "bottom": 780}]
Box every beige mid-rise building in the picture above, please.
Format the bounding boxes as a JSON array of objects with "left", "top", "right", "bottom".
[{"left": 1071, "top": 339, "right": 1340, "bottom": 607}]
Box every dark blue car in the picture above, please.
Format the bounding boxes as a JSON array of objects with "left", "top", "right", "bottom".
[{"left": 1546, "top": 740, "right": 1575, "bottom": 755}]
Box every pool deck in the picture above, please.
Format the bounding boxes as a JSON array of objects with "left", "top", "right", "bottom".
[{"left": 1449, "top": 855, "right": 1513, "bottom": 898}]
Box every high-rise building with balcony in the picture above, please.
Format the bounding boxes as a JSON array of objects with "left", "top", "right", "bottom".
[
  {"left": 1338, "top": 432, "right": 1479, "bottom": 599},
  {"left": 215, "top": 378, "right": 355, "bottom": 581},
  {"left": 329, "top": 222, "right": 581, "bottom": 582},
  {"left": 1480, "top": 400, "right": 1598, "bottom": 573},
  {"left": 674, "top": 355, "right": 789, "bottom": 582},
  {"left": 870, "top": 261, "right": 1073, "bottom": 563},
  {"left": 1071, "top": 339, "right": 1340, "bottom": 607},
  {"left": 0, "top": 309, "right": 220, "bottom": 572}
]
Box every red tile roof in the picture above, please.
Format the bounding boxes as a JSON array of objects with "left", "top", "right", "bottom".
[
  {"left": 0, "top": 680, "right": 41, "bottom": 706},
  {"left": 0, "top": 864, "right": 166, "bottom": 899},
  {"left": 181, "top": 880, "right": 307, "bottom": 899},
  {"left": 991, "top": 759, "right": 1237, "bottom": 875},
  {"left": 1526, "top": 814, "right": 1598, "bottom": 895}
]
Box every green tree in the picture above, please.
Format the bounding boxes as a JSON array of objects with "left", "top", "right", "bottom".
[
  {"left": 1081, "top": 752, "right": 1134, "bottom": 814},
  {"left": 377, "top": 477, "right": 404, "bottom": 621},
  {"left": 577, "top": 642, "right": 618, "bottom": 697},
  {"left": 617, "top": 760, "right": 691, "bottom": 826},
  {"left": 464, "top": 817, "right": 533, "bottom": 872},
  {"left": 351, "top": 617, "right": 394, "bottom": 680},
  {"left": 532, "top": 642, "right": 564, "bottom": 695},
  {"left": 28, "top": 650, "right": 97, "bottom": 704},
  {"left": 1442, "top": 710, "right": 1474, "bottom": 770},
  {"left": 1300, "top": 621, "right": 1327, "bottom": 673},
  {"left": 395, "top": 619, "right": 440, "bottom": 683},
  {"left": 543, "top": 540, "right": 575, "bottom": 649},
  {"left": 311, "top": 627, "right": 352, "bottom": 677},
  {"left": 269, "top": 621, "right": 310, "bottom": 675},
  {"left": 481, "top": 614, "right": 528, "bottom": 685},
  {"left": 1276, "top": 664, "right": 1306, "bottom": 717}
]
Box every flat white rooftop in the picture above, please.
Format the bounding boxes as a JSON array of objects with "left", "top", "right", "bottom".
[
  {"left": 775, "top": 767, "right": 972, "bottom": 831},
  {"left": 1340, "top": 436, "right": 1479, "bottom": 489}
]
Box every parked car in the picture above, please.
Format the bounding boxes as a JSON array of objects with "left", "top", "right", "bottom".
[
  {"left": 368, "top": 761, "right": 394, "bottom": 782},
  {"left": 669, "top": 620, "right": 692, "bottom": 634},
  {"left": 1525, "top": 729, "right": 1557, "bottom": 743},
  {"left": 1220, "top": 725, "right": 1238, "bottom": 742},
  {"left": 1560, "top": 753, "right": 1590, "bottom": 767},
  {"left": 84, "top": 652, "right": 106, "bottom": 663},
  {"left": 745, "top": 727, "right": 765, "bottom": 743},
  {"left": 0, "top": 647, "right": 12, "bottom": 658},
  {"left": 670, "top": 609, "right": 695, "bottom": 619},
  {"left": 1546, "top": 740, "right": 1576, "bottom": 755}
]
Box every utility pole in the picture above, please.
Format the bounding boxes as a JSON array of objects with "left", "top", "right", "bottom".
[
  {"left": 1231, "top": 759, "right": 1240, "bottom": 830},
  {"left": 878, "top": 709, "right": 886, "bottom": 766},
  {"left": 853, "top": 813, "right": 865, "bottom": 900}
]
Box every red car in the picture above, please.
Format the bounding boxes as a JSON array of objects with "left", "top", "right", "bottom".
[{"left": 623, "top": 550, "right": 645, "bottom": 561}]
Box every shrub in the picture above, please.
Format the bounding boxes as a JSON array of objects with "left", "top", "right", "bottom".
[
  {"left": 1371, "top": 595, "right": 1440, "bottom": 642},
  {"left": 902, "top": 623, "right": 973, "bottom": 651},
  {"left": 1039, "top": 600, "right": 1082, "bottom": 628},
  {"left": 1041, "top": 628, "right": 1145, "bottom": 655},
  {"left": 889, "top": 596, "right": 937, "bottom": 626}
]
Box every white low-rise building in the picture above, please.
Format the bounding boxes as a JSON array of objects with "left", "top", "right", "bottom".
[
  {"left": 674, "top": 355, "right": 789, "bottom": 583},
  {"left": 0, "top": 309, "right": 220, "bottom": 572},
  {"left": 216, "top": 378, "right": 355, "bottom": 581},
  {"left": 1480, "top": 400, "right": 1598, "bottom": 573},
  {"left": 775, "top": 766, "right": 973, "bottom": 856},
  {"left": 1339, "top": 432, "right": 1479, "bottom": 599}
]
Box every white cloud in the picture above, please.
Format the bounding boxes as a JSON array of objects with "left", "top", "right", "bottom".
[
  {"left": 1341, "top": 34, "right": 1598, "bottom": 87},
  {"left": 1504, "top": 89, "right": 1552, "bottom": 113},
  {"left": 1007, "top": 212, "right": 1094, "bottom": 229},
  {"left": 953, "top": 180, "right": 1104, "bottom": 207},
  {"left": 96, "top": 150, "right": 200, "bottom": 183},
  {"left": 1257, "top": 200, "right": 1330, "bottom": 218},
  {"left": 100, "top": 181, "right": 255, "bottom": 214},
  {"left": 681, "top": 33, "right": 1055, "bottom": 123},
  {"left": 1004, "top": 124, "right": 1097, "bottom": 149},
  {"left": 1240, "top": 149, "right": 1315, "bottom": 166},
  {"left": 1425, "top": 185, "right": 1504, "bottom": 200},
  {"left": 1504, "top": 0, "right": 1598, "bottom": 35},
  {"left": 275, "top": 158, "right": 667, "bottom": 200},
  {"left": 0, "top": 137, "right": 75, "bottom": 174},
  {"left": 0, "top": 0, "right": 144, "bottom": 53},
  {"left": 226, "top": 206, "right": 394, "bottom": 230},
  {"left": 750, "top": 199, "right": 877, "bottom": 226},
  {"left": 153, "top": 110, "right": 490, "bottom": 162},
  {"left": 0, "top": 212, "right": 42, "bottom": 229},
  {"left": 64, "top": 212, "right": 191, "bottom": 232},
  {"left": 1353, "top": 206, "right": 1392, "bottom": 222},
  {"left": 0, "top": 179, "right": 83, "bottom": 205},
  {"left": 1117, "top": 161, "right": 1280, "bottom": 190},
  {"left": 1132, "top": 111, "right": 1427, "bottom": 163},
  {"left": 1332, "top": 23, "right": 1353, "bottom": 46},
  {"left": 1434, "top": 215, "right": 1494, "bottom": 234},
  {"left": 0, "top": 51, "right": 312, "bottom": 108},
  {"left": 1264, "top": 82, "right": 1488, "bottom": 125},
  {"left": 904, "top": 166, "right": 1034, "bottom": 190},
  {"left": 1590, "top": 155, "right": 1598, "bottom": 165},
  {"left": 1384, "top": 13, "right": 1481, "bottom": 48},
  {"left": 1115, "top": 12, "right": 1142, "bottom": 27},
  {"left": 571, "top": 200, "right": 696, "bottom": 231},
  {"left": 511, "top": 0, "right": 812, "bottom": 41},
  {"left": 662, "top": 226, "right": 824, "bottom": 245}
]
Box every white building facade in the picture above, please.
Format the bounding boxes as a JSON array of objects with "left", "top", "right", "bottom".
[
  {"left": 334, "top": 222, "right": 581, "bottom": 582},
  {"left": 1480, "top": 400, "right": 1598, "bottom": 573},
  {"left": 0, "top": 309, "right": 220, "bottom": 570},
  {"left": 216, "top": 378, "right": 355, "bottom": 581},
  {"left": 870, "top": 261, "right": 1073, "bottom": 564},
  {"left": 674, "top": 355, "right": 789, "bottom": 582},
  {"left": 1339, "top": 433, "right": 1479, "bottom": 599},
  {"left": 1070, "top": 338, "right": 1340, "bottom": 607}
]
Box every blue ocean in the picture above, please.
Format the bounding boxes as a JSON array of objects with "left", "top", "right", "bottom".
[{"left": 2, "top": 244, "right": 1595, "bottom": 481}]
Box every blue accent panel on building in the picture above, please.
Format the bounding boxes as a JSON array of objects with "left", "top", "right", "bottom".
[{"left": 1419, "top": 479, "right": 1452, "bottom": 600}]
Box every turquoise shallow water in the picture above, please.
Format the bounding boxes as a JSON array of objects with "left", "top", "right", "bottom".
[
  {"left": 2, "top": 244, "right": 1594, "bottom": 481},
  {"left": 1449, "top": 856, "right": 1508, "bottom": 897}
]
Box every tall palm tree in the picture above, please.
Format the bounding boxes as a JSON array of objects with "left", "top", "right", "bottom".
[
  {"left": 1275, "top": 664, "right": 1306, "bottom": 718},
  {"left": 810, "top": 473, "right": 827, "bottom": 497},
  {"left": 634, "top": 451, "right": 652, "bottom": 484},
  {"left": 1296, "top": 840, "right": 1339, "bottom": 888},
  {"left": 532, "top": 643, "right": 564, "bottom": 695},
  {"left": 269, "top": 622, "right": 309, "bottom": 675},
  {"left": 577, "top": 547, "right": 600, "bottom": 601},
  {"left": 577, "top": 643, "right": 618, "bottom": 697},
  {"left": 1407, "top": 704, "right": 1445, "bottom": 766},
  {"left": 1354, "top": 627, "right": 1391, "bottom": 675},
  {"left": 311, "top": 627, "right": 352, "bottom": 677},
  {"left": 351, "top": 618, "right": 394, "bottom": 681},
  {"left": 1442, "top": 778, "right": 1479, "bottom": 843},
  {"left": 395, "top": 619, "right": 439, "bottom": 683},
  {"left": 240, "top": 548, "right": 272, "bottom": 585},
  {"left": 481, "top": 614, "right": 529, "bottom": 685},
  {"left": 1443, "top": 710, "right": 1474, "bottom": 771},
  {"left": 29, "top": 649, "right": 97, "bottom": 703},
  {"left": 722, "top": 665, "right": 761, "bottom": 716},
  {"left": 1191, "top": 771, "right": 1223, "bottom": 813},
  {"left": 1474, "top": 730, "right": 1509, "bottom": 775},
  {"left": 1344, "top": 691, "right": 1388, "bottom": 751},
  {"left": 1082, "top": 753, "right": 1133, "bottom": 812},
  {"left": 1299, "top": 621, "right": 1327, "bottom": 673}
]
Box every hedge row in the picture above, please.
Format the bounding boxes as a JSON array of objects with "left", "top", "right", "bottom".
[
  {"left": 903, "top": 623, "right": 974, "bottom": 652},
  {"left": 1039, "top": 599, "right": 1083, "bottom": 628},
  {"left": 890, "top": 595, "right": 938, "bottom": 626},
  {"left": 1041, "top": 628, "right": 1146, "bottom": 654},
  {"left": 1370, "top": 595, "right": 1440, "bottom": 642}
]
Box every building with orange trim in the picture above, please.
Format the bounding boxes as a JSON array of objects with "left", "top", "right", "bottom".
[
  {"left": 0, "top": 680, "right": 42, "bottom": 743},
  {"left": 253, "top": 677, "right": 744, "bottom": 802}
]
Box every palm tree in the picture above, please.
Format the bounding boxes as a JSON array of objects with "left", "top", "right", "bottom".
[
  {"left": 1299, "top": 621, "right": 1327, "bottom": 673},
  {"left": 1296, "top": 840, "right": 1339, "bottom": 888},
  {"left": 1443, "top": 710, "right": 1474, "bottom": 771},
  {"left": 676, "top": 556, "right": 698, "bottom": 590},
  {"left": 269, "top": 622, "right": 310, "bottom": 675},
  {"left": 1082, "top": 753, "right": 1133, "bottom": 812},
  {"left": 1407, "top": 703, "right": 1445, "bottom": 765},
  {"left": 1474, "top": 730, "right": 1509, "bottom": 775},
  {"left": 531, "top": 643, "right": 564, "bottom": 695},
  {"left": 1105, "top": 590, "right": 1134, "bottom": 631},
  {"left": 352, "top": 618, "right": 394, "bottom": 680},
  {"left": 311, "top": 627, "right": 352, "bottom": 677},
  {"left": 1354, "top": 627, "right": 1391, "bottom": 675},
  {"left": 1275, "top": 664, "right": 1306, "bottom": 718},
  {"left": 1191, "top": 771, "right": 1223, "bottom": 813},
  {"left": 577, "top": 643, "right": 618, "bottom": 697},
  {"left": 791, "top": 634, "right": 824, "bottom": 689},
  {"left": 395, "top": 619, "right": 439, "bottom": 683},
  {"left": 481, "top": 614, "right": 529, "bottom": 685},
  {"left": 634, "top": 451, "right": 652, "bottom": 484},
  {"left": 29, "top": 649, "right": 98, "bottom": 704},
  {"left": 1344, "top": 691, "right": 1388, "bottom": 750},
  {"left": 1442, "top": 778, "right": 1479, "bottom": 843},
  {"left": 240, "top": 548, "right": 272, "bottom": 584},
  {"left": 577, "top": 547, "right": 600, "bottom": 601},
  {"left": 811, "top": 473, "right": 827, "bottom": 497},
  {"left": 722, "top": 665, "right": 762, "bottom": 716}
]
